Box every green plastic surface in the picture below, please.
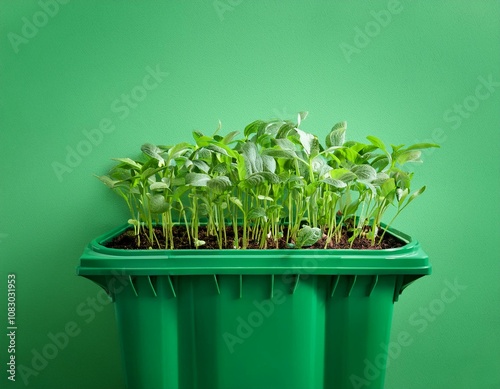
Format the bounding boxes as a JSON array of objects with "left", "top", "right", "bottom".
[{"left": 77, "top": 225, "right": 431, "bottom": 389}]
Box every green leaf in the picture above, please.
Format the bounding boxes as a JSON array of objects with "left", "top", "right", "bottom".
[
  {"left": 242, "top": 141, "right": 262, "bottom": 175},
  {"left": 321, "top": 178, "right": 347, "bottom": 189},
  {"left": 352, "top": 164, "right": 377, "bottom": 182},
  {"left": 212, "top": 162, "right": 230, "bottom": 175},
  {"left": 297, "top": 111, "right": 309, "bottom": 126},
  {"left": 332, "top": 121, "right": 347, "bottom": 131},
  {"left": 96, "top": 175, "right": 119, "bottom": 189},
  {"left": 241, "top": 172, "right": 279, "bottom": 188},
  {"left": 326, "top": 121, "right": 346, "bottom": 148},
  {"left": 295, "top": 128, "right": 316, "bottom": 155},
  {"left": 266, "top": 204, "right": 284, "bottom": 218},
  {"left": 261, "top": 154, "right": 276, "bottom": 173},
  {"left": 397, "top": 188, "right": 409, "bottom": 205},
  {"left": 141, "top": 143, "right": 166, "bottom": 167},
  {"left": 259, "top": 171, "right": 280, "bottom": 184},
  {"left": 196, "top": 147, "right": 212, "bottom": 160},
  {"left": 344, "top": 199, "right": 361, "bottom": 216},
  {"left": 262, "top": 148, "right": 297, "bottom": 160},
  {"left": 150, "top": 182, "right": 169, "bottom": 191},
  {"left": 372, "top": 172, "right": 390, "bottom": 186},
  {"left": 248, "top": 207, "right": 266, "bottom": 220},
  {"left": 257, "top": 195, "right": 273, "bottom": 202},
  {"left": 229, "top": 196, "right": 243, "bottom": 209},
  {"left": 330, "top": 168, "right": 357, "bottom": 183},
  {"left": 342, "top": 146, "right": 360, "bottom": 163},
  {"left": 371, "top": 155, "right": 390, "bottom": 171},
  {"left": 194, "top": 239, "right": 206, "bottom": 247},
  {"left": 147, "top": 194, "right": 170, "bottom": 213},
  {"left": 111, "top": 158, "right": 142, "bottom": 170},
  {"left": 244, "top": 120, "right": 266, "bottom": 138},
  {"left": 406, "top": 186, "right": 426, "bottom": 205},
  {"left": 207, "top": 176, "right": 232, "bottom": 193},
  {"left": 276, "top": 122, "right": 295, "bottom": 138},
  {"left": 222, "top": 131, "right": 240, "bottom": 145},
  {"left": 366, "top": 135, "right": 387, "bottom": 152},
  {"left": 128, "top": 219, "right": 140, "bottom": 227},
  {"left": 274, "top": 138, "right": 295, "bottom": 151},
  {"left": 406, "top": 143, "right": 440, "bottom": 151},
  {"left": 185, "top": 173, "right": 211, "bottom": 187},
  {"left": 167, "top": 142, "right": 193, "bottom": 158},
  {"left": 192, "top": 160, "right": 210, "bottom": 173},
  {"left": 295, "top": 226, "right": 322, "bottom": 248},
  {"left": 380, "top": 178, "right": 396, "bottom": 198},
  {"left": 397, "top": 150, "right": 422, "bottom": 164}
]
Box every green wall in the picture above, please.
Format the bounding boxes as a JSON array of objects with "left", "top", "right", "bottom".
[{"left": 1, "top": 1, "right": 499, "bottom": 388}]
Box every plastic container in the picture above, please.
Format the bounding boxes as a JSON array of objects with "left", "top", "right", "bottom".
[{"left": 77, "top": 224, "right": 431, "bottom": 389}]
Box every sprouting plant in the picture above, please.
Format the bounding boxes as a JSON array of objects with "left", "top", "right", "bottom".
[{"left": 97, "top": 112, "right": 439, "bottom": 249}]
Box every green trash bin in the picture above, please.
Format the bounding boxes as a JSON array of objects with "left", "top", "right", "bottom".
[{"left": 77, "top": 224, "right": 431, "bottom": 389}]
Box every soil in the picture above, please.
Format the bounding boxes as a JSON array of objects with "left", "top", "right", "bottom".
[{"left": 104, "top": 226, "right": 405, "bottom": 250}]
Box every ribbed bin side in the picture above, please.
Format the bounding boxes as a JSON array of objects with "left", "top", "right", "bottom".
[
  {"left": 112, "top": 276, "right": 179, "bottom": 389},
  {"left": 106, "top": 273, "right": 399, "bottom": 389},
  {"left": 324, "top": 275, "right": 396, "bottom": 389}
]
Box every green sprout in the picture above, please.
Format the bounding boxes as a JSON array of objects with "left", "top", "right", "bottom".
[{"left": 97, "top": 113, "right": 439, "bottom": 249}]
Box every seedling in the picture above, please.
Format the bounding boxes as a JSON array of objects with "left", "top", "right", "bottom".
[{"left": 97, "top": 113, "right": 438, "bottom": 249}]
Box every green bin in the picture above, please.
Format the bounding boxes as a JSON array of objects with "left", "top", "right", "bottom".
[{"left": 77, "top": 224, "right": 431, "bottom": 389}]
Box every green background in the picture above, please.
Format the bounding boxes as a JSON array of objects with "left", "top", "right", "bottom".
[{"left": 1, "top": 1, "right": 499, "bottom": 388}]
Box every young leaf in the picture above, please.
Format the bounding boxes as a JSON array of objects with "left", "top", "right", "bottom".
[
  {"left": 194, "top": 239, "right": 206, "bottom": 247},
  {"left": 380, "top": 178, "right": 396, "bottom": 198},
  {"left": 207, "top": 176, "right": 232, "bottom": 193},
  {"left": 295, "top": 226, "right": 321, "bottom": 248},
  {"left": 206, "top": 144, "right": 230, "bottom": 156},
  {"left": 244, "top": 120, "right": 266, "bottom": 138},
  {"left": 147, "top": 194, "right": 170, "bottom": 213},
  {"left": 276, "top": 122, "right": 295, "bottom": 138},
  {"left": 321, "top": 178, "right": 347, "bottom": 189},
  {"left": 222, "top": 131, "right": 240, "bottom": 145},
  {"left": 397, "top": 188, "right": 409, "bottom": 205},
  {"left": 128, "top": 219, "right": 140, "bottom": 227},
  {"left": 295, "top": 128, "right": 316, "bottom": 155},
  {"left": 141, "top": 143, "right": 165, "bottom": 167},
  {"left": 248, "top": 207, "right": 267, "bottom": 220},
  {"left": 297, "top": 111, "right": 309, "bottom": 126},
  {"left": 111, "top": 158, "right": 142, "bottom": 170},
  {"left": 96, "top": 175, "right": 119, "bottom": 189},
  {"left": 366, "top": 135, "right": 387, "bottom": 152},
  {"left": 192, "top": 160, "right": 210, "bottom": 173},
  {"left": 406, "top": 186, "right": 426, "bottom": 205},
  {"left": 261, "top": 148, "right": 297, "bottom": 160},
  {"left": 261, "top": 154, "right": 277, "bottom": 173},
  {"left": 326, "top": 121, "right": 346, "bottom": 148},
  {"left": 371, "top": 155, "right": 390, "bottom": 171},
  {"left": 406, "top": 143, "right": 440, "bottom": 151},
  {"left": 150, "top": 182, "right": 169, "bottom": 191},
  {"left": 229, "top": 196, "right": 243, "bottom": 210},
  {"left": 351, "top": 164, "right": 377, "bottom": 182},
  {"left": 397, "top": 150, "right": 422, "bottom": 164},
  {"left": 242, "top": 141, "right": 263, "bottom": 174},
  {"left": 185, "top": 173, "right": 211, "bottom": 187},
  {"left": 330, "top": 168, "right": 357, "bottom": 183},
  {"left": 372, "top": 172, "right": 390, "bottom": 186}
]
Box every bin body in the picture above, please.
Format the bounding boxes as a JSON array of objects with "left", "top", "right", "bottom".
[{"left": 78, "top": 224, "right": 431, "bottom": 389}]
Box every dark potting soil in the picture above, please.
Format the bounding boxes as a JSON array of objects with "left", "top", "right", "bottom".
[{"left": 104, "top": 226, "right": 405, "bottom": 250}]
